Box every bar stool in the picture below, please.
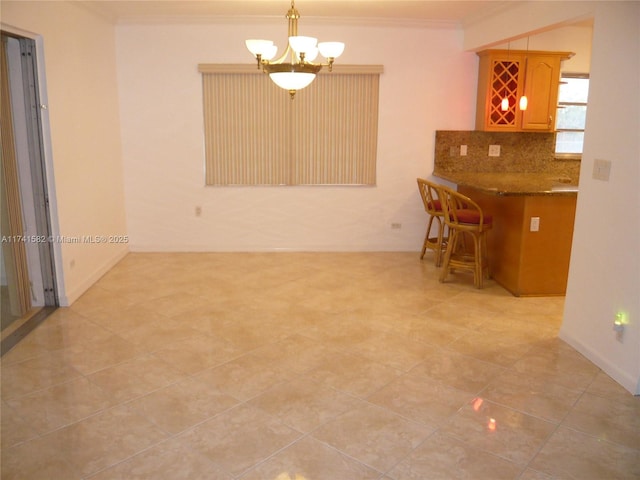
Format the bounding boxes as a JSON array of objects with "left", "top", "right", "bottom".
[
  {"left": 438, "top": 186, "right": 493, "bottom": 288},
  {"left": 416, "top": 178, "right": 447, "bottom": 267}
]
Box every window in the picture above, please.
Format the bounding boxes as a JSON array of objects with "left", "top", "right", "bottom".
[
  {"left": 198, "top": 64, "right": 383, "bottom": 186},
  {"left": 555, "top": 73, "right": 589, "bottom": 157}
]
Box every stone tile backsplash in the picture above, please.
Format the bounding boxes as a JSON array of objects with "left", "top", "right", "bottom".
[{"left": 434, "top": 131, "right": 580, "bottom": 180}]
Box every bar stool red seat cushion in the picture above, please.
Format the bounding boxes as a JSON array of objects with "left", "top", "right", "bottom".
[{"left": 456, "top": 209, "right": 493, "bottom": 226}]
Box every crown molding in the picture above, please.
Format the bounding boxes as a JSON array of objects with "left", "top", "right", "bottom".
[{"left": 111, "top": 14, "right": 459, "bottom": 30}]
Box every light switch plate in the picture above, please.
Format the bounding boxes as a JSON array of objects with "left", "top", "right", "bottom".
[
  {"left": 460, "top": 145, "right": 468, "bottom": 156},
  {"left": 593, "top": 159, "right": 611, "bottom": 181},
  {"left": 488, "top": 145, "right": 501, "bottom": 157}
]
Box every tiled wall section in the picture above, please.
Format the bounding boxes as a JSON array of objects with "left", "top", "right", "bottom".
[{"left": 434, "top": 131, "right": 580, "bottom": 180}]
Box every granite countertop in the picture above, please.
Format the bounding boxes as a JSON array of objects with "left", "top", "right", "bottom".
[{"left": 433, "top": 171, "right": 579, "bottom": 196}]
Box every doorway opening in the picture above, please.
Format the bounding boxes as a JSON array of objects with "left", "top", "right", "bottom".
[{"left": 1, "top": 32, "right": 58, "bottom": 354}]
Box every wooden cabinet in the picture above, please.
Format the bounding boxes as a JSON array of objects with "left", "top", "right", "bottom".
[
  {"left": 458, "top": 186, "right": 577, "bottom": 297},
  {"left": 475, "top": 49, "right": 573, "bottom": 132}
]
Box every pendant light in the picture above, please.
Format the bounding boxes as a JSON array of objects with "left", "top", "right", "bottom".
[
  {"left": 501, "top": 96, "right": 509, "bottom": 111},
  {"left": 501, "top": 42, "right": 510, "bottom": 111},
  {"left": 519, "top": 37, "right": 529, "bottom": 111}
]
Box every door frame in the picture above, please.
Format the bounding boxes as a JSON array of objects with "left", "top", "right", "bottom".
[{"left": 1, "top": 25, "right": 65, "bottom": 307}]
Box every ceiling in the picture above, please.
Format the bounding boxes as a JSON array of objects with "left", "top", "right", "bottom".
[{"left": 78, "top": 0, "right": 516, "bottom": 26}]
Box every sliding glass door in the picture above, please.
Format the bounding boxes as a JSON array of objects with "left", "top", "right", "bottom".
[{"left": 1, "top": 32, "right": 57, "bottom": 343}]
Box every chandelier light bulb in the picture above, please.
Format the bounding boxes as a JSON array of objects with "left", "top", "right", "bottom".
[
  {"left": 289, "top": 36, "right": 318, "bottom": 54},
  {"left": 501, "top": 96, "right": 509, "bottom": 111},
  {"left": 318, "top": 42, "right": 345, "bottom": 59},
  {"left": 269, "top": 71, "right": 316, "bottom": 91},
  {"left": 262, "top": 45, "right": 278, "bottom": 61},
  {"left": 245, "top": 39, "right": 273, "bottom": 57}
]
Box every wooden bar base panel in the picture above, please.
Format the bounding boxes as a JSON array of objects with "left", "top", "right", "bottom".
[{"left": 458, "top": 186, "right": 577, "bottom": 297}]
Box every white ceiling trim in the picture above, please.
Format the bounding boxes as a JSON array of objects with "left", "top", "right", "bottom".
[
  {"left": 75, "top": 1, "right": 517, "bottom": 29},
  {"left": 114, "top": 14, "right": 461, "bottom": 29}
]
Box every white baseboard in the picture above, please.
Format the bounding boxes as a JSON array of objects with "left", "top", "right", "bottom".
[
  {"left": 559, "top": 328, "right": 639, "bottom": 395},
  {"left": 127, "top": 244, "right": 417, "bottom": 253},
  {"left": 58, "top": 247, "right": 129, "bottom": 306}
]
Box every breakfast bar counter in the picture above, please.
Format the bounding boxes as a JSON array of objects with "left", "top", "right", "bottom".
[
  {"left": 433, "top": 170, "right": 578, "bottom": 296},
  {"left": 432, "top": 171, "right": 579, "bottom": 196}
]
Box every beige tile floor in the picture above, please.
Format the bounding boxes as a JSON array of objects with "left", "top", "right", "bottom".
[{"left": 1, "top": 252, "right": 639, "bottom": 479}]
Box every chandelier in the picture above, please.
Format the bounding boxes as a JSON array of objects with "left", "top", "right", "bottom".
[{"left": 245, "top": 0, "right": 345, "bottom": 99}]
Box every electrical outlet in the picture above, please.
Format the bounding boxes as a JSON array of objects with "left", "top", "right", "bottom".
[
  {"left": 195, "top": 206, "right": 202, "bottom": 217},
  {"left": 530, "top": 216, "right": 540, "bottom": 232},
  {"left": 449, "top": 146, "right": 457, "bottom": 157},
  {"left": 488, "top": 145, "right": 501, "bottom": 157},
  {"left": 460, "top": 145, "right": 468, "bottom": 156},
  {"left": 391, "top": 223, "right": 402, "bottom": 230}
]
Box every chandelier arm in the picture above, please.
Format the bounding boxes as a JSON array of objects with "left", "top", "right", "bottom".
[{"left": 266, "top": 44, "right": 294, "bottom": 66}]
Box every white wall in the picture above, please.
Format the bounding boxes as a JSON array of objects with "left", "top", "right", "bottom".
[
  {"left": 116, "top": 21, "right": 477, "bottom": 251},
  {"left": 493, "top": 25, "right": 593, "bottom": 73},
  {"left": 466, "top": 1, "right": 640, "bottom": 394},
  {"left": 463, "top": 0, "right": 597, "bottom": 51},
  {"left": 560, "top": 3, "right": 640, "bottom": 395},
  {"left": 1, "top": 1, "right": 129, "bottom": 305}
]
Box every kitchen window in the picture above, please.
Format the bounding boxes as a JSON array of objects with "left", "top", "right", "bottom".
[
  {"left": 198, "top": 64, "right": 382, "bottom": 186},
  {"left": 555, "top": 73, "right": 589, "bottom": 158}
]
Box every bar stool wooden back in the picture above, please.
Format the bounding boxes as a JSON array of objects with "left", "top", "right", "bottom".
[
  {"left": 438, "top": 186, "right": 493, "bottom": 288},
  {"left": 416, "top": 178, "right": 447, "bottom": 267}
]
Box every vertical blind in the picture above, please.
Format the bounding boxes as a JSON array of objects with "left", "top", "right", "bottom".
[
  {"left": 199, "top": 64, "right": 383, "bottom": 186},
  {"left": 1, "top": 35, "right": 32, "bottom": 316}
]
